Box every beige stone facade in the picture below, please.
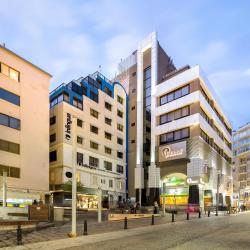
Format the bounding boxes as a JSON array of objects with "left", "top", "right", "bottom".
[{"left": 0, "top": 45, "right": 51, "bottom": 206}]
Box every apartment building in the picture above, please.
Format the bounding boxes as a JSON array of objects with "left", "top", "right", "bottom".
[
  {"left": 49, "top": 72, "right": 127, "bottom": 208},
  {"left": 0, "top": 45, "right": 51, "bottom": 207},
  {"left": 117, "top": 32, "right": 233, "bottom": 207},
  {"left": 233, "top": 123, "right": 250, "bottom": 208}
]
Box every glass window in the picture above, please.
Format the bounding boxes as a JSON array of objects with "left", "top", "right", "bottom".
[
  {"left": 167, "top": 112, "right": 174, "bottom": 123},
  {"left": 77, "top": 152, "right": 83, "bottom": 164},
  {"left": 105, "top": 117, "right": 112, "bottom": 125},
  {"left": 90, "top": 108, "right": 98, "bottom": 118},
  {"left": 105, "top": 132, "right": 112, "bottom": 140},
  {"left": 57, "top": 94, "right": 63, "bottom": 103},
  {"left": 174, "top": 130, "right": 181, "bottom": 140},
  {"left": 167, "top": 92, "right": 174, "bottom": 102},
  {"left": 90, "top": 125, "right": 98, "bottom": 134},
  {"left": 174, "top": 89, "right": 182, "bottom": 99},
  {"left": 174, "top": 109, "right": 182, "bottom": 120},
  {"left": 160, "top": 114, "right": 167, "bottom": 124},
  {"left": 90, "top": 141, "right": 98, "bottom": 150},
  {"left": 105, "top": 102, "right": 112, "bottom": 111},
  {"left": 105, "top": 147, "right": 112, "bottom": 154},
  {"left": 144, "top": 67, "right": 151, "bottom": 79},
  {"left": 49, "top": 151, "right": 57, "bottom": 162},
  {"left": 109, "top": 179, "right": 113, "bottom": 187},
  {"left": 104, "top": 161, "right": 112, "bottom": 171},
  {"left": 117, "top": 109, "right": 123, "bottom": 118},
  {"left": 182, "top": 85, "right": 189, "bottom": 96},
  {"left": 0, "top": 88, "right": 20, "bottom": 106},
  {"left": 50, "top": 133, "right": 56, "bottom": 143},
  {"left": 117, "top": 151, "right": 123, "bottom": 159},
  {"left": 166, "top": 132, "right": 174, "bottom": 143},
  {"left": 145, "top": 87, "right": 151, "bottom": 97},
  {"left": 77, "top": 119, "right": 83, "bottom": 127},
  {"left": 77, "top": 136, "right": 83, "bottom": 144},
  {"left": 9, "top": 68, "right": 19, "bottom": 82},
  {"left": 50, "top": 116, "right": 56, "bottom": 125},
  {"left": 0, "top": 113, "right": 9, "bottom": 127},
  {"left": 1, "top": 63, "right": 9, "bottom": 76},
  {"left": 160, "top": 95, "right": 168, "bottom": 105},
  {"left": 182, "top": 106, "right": 189, "bottom": 117},
  {"left": 117, "top": 165, "right": 124, "bottom": 173},
  {"left": 117, "top": 95, "right": 123, "bottom": 104},
  {"left": 117, "top": 123, "right": 123, "bottom": 132},
  {"left": 89, "top": 156, "right": 99, "bottom": 167},
  {"left": 145, "top": 96, "right": 151, "bottom": 107},
  {"left": 117, "top": 137, "right": 123, "bottom": 145},
  {"left": 181, "top": 128, "right": 189, "bottom": 138},
  {"left": 145, "top": 78, "right": 151, "bottom": 88}
]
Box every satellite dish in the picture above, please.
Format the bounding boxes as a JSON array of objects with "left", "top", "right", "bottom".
[{"left": 65, "top": 171, "right": 72, "bottom": 178}]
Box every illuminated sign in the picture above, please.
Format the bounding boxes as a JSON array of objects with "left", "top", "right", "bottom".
[
  {"left": 65, "top": 113, "right": 72, "bottom": 140},
  {"left": 159, "top": 141, "right": 187, "bottom": 162}
]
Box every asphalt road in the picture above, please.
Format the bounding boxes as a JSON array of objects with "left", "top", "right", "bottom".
[{"left": 64, "top": 212, "right": 250, "bottom": 250}]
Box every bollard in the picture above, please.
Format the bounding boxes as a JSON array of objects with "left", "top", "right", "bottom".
[
  {"left": 198, "top": 211, "right": 201, "bottom": 218},
  {"left": 186, "top": 212, "right": 189, "bottom": 220},
  {"left": 124, "top": 217, "right": 128, "bottom": 229},
  {"left": 151, "top": 214, "right": 155, "bottom": 225},
  {"left": 208, "top": 210, "right": 210, "bottom": 217},
  {"left": 172, "top": 211, "right": 175, "bottom": 222},
  {"left": 16, "top": 224, "right": 22, "bottom": 245},
  {"left": 83, "top": 220, "right": 88, "bottom": 235}
]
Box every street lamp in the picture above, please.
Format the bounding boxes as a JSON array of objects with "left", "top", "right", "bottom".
[{"left": 216, "top": 171, "right": 221, "bottom": 216}]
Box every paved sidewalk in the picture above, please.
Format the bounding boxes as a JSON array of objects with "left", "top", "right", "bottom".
[{"left": 0, "top": 211, "right": 233, "bottom": 249}]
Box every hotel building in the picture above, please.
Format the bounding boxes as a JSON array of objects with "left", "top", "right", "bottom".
[
  {"left": 233, "top": 123, "right": 250, "bottom": 208},
  {"left": 0, "top": 45, "right": 51, "bottom": 207},
  {"left": 49, "top": 72, "right": 127, "bottom": 208},
  {"left": 116, "top": 32, "right": 233, "bottom": 207}
]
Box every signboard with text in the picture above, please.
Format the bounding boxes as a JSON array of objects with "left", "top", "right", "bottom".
[{"left": 159, "top": 141, "right": 187, "bottom": 162}]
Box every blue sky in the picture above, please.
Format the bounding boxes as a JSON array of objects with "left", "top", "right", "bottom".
[{"left": 0, "top": 0, "right": 249, "bottom": 129}]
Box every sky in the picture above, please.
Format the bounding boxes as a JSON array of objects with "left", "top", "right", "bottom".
[{"left": 0, "top": 0, "right": 249, "bottom": 129}]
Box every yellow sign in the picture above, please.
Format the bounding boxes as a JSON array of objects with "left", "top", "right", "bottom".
[{"left": 160, "top": 196, "right": 188, "bottom": 205}]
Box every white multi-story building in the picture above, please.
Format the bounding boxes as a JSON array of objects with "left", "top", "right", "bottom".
[
  {"left": 233, "top": 123, "right": 250, "bottom": 208},
  {"left": 49, "top": 72, "right": 127, "bottom": 208},
  {"left": 117, "top": 32, "right": 233, "bottom": 207}
]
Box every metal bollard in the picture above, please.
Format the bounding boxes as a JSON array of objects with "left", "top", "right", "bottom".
[
  {"left": 208, "top": 210, "right": 210, "bottom": 217},
  {"left": 172, "top": 211, "right": 175, "bottom": 222},
  {"left": 151, "top": 214, "right": 155, "bottom": 225},
  {"left": 83, "top": 220, "right": 88, "bottom": 235},
  {"left": 16, "top": 224, "right": 22, "bottom": 245},
  {"left": 198, "top": 211, "right": 201, "bottom": 218},
  {"left": 186, "top": 212, "right": 189, "bottom": 220},
  {"left": 124, "top": 217, "right": 128, "bottom": 229}
]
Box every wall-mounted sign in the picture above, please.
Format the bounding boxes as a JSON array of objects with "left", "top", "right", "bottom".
[
  {"left": 159, "top": 141, "right": 187, "bottom": 162},
  {"left": 65, "top": 113, "right": 72, "bottom": 140}
]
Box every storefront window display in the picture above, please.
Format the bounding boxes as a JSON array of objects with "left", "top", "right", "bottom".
[{"left": 77, "top": 194, "right": 98, "bottom": 209}]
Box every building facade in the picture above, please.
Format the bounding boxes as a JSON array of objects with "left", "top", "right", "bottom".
[
  {"left": 117, "top": 32, "right": 233, "bottom": 207},
  {"left": 0, "top": 45, "right": 51, "bottom": 207},
  {"left": 49, "top": 72, "right": 127, "bottom": 208},
  {"left": 233, "top": 123, "right": 250, "bottom": 208}
]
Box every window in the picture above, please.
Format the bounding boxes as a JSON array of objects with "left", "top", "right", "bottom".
[
  {"left": 90, "top": 108, "right": 98, "bottom": 118},
  {"left": 117, "top": 123, "right": 123, "bottom": 132},
  {"left": 50, "top": 133, "right": 56, "bottom": 143},
  {"left": 117, "top": 165, "right": 124, "bottom": 173},
  {"left": 0, "top": 164, "right": 20, "bottom": 178},
  {"left": 0, "top": 113, "right": 20, "bottom": 130},
  {"left": 105, "top": 132, "right": 112, "bottom": 140},
  {"left": 89, "top": 156, "right": 99, "bottom": 167},
  {"left": 90, "top": 141, "right": 98, "bottom": 150},
  {"left": 0, "top": 63, "right": 20, "bottom": 82},
  {"left": 132, "top": 72, "right": 136, "bottom": 77},
  {"left": 0, "top": 88, "right": 20, "bottom": 106},
  {"left": 105, "top": 146, "right": 112, "bottom": 154},
  {"left": 159, "top": 84, "right": 190, "bottom": 106},
  {"left": 160, "top": 127, "right": 190, "bottom": 145},
  {"left": 0, "top": 139, "right": 20, "bottom": 154},
  {"left": 104, "top": 87, "right": 112, "bottom": 97},
  {"left": 160, "top": 106, "right": 190, "bottom": 125},
  {"left": 77, "top": 152, "right": 83, "bottom": 164},
  {"left": 90, "top": 91, "right": 98, "bottom": 102},
  {"left": 105, "top": 117, "right": 112, "bottom": 125},
  {"left": 117, "top": 151, "right": 123, "bottom": 159},
  {"left": 117, "top": 109, "right": 123, "bottom": 118},
  {"left": 104, "top": 161, "right": 112, "bottom": 171},
  {"left": 50, "top": 116, "right": 56, "bottom": 125},
  {"left": 109, "top": 179, "right": 113, "bottom": 188},
  {"left": 117, "top": 137, "right": 123, "bottom": 145},
  {"left": 49, "top": 151, "right": 57, "bottom": 162},
  {"left": 132, "top": 88, "right": 136, "bottom": 94},
  {"left": 146, "top": 126, "right": 151, "bottom": 133},
  {"left": 105, "top": 102, "right": 112, "bottom": 111},
  {"left": 131, "top": 122, "right": 135, "bottom": 127},
  {"left": 117, "top": 95, "right": 123, "bottom": 105},
  {"left": 131, "top": 140, "right": 135, "bottom": 144},
  {"left": 77, "top": 136, "right": 83, "bottom": 144},
  {"left": 50, "top": 92, "right": 69, "bottom": 108},
  {"left": 90, "top": 125, "right": 98, "bottom": 134},
  {"left": 131, "top": 106, "right": 135, "bottom": 110},
  {"left": 77, "top": 119, "right": 83, "bottom": 127}
]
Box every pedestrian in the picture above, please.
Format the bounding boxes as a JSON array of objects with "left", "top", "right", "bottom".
[{"left": 154, "top": 201, "right": 159, "bottom": 214}]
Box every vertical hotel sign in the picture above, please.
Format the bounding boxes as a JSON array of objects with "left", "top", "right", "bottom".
[
  {"left": 65, "top": 113, "right": 72, "bottom": 142},
  {"left": 159, "top": 141, "right": 187, "bottom": 162}
]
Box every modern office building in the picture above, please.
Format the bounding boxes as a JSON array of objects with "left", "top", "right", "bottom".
[
  {"left": 49, "top": 72, "right": 127, "bottom": 208},
  {"left": 116, "top": 32, "right": 233, "bottom": 208},
  {"left": 233, "top": 123, "right": 250, "bottom": 208},
  {"left": 0, "top": 45, "right": 51, "bottom": 207}
]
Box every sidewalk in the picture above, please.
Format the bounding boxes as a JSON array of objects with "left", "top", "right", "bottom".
[{"left": 0, "top": 211, "right": 234, "bottom": 249}]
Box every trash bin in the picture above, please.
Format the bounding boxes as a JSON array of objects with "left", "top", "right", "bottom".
[{"left": 54, "top": 207, "right": 64, "bottom": 221}]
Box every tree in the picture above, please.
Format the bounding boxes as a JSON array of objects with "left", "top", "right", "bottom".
[{"left": 62, "top": 180, "right": 84, "bottom": 193}]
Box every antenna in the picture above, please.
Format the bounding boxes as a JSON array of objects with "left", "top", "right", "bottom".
[{"left": 99, "top": 65, "right": 102, "bottom": 73}]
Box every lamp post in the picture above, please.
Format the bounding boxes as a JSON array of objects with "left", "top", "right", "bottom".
[
  {"left": 2, "top": 172, "right": 7, "bottom": 207},
  {"left": 216, "top": 171, "right": 221, "bottom": 216},
  {"left": 98, "top": 187, "right": 102, "bottom": 223},
  {"left": 71, "top": 117, "right": 77, "bottom": 237}
]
